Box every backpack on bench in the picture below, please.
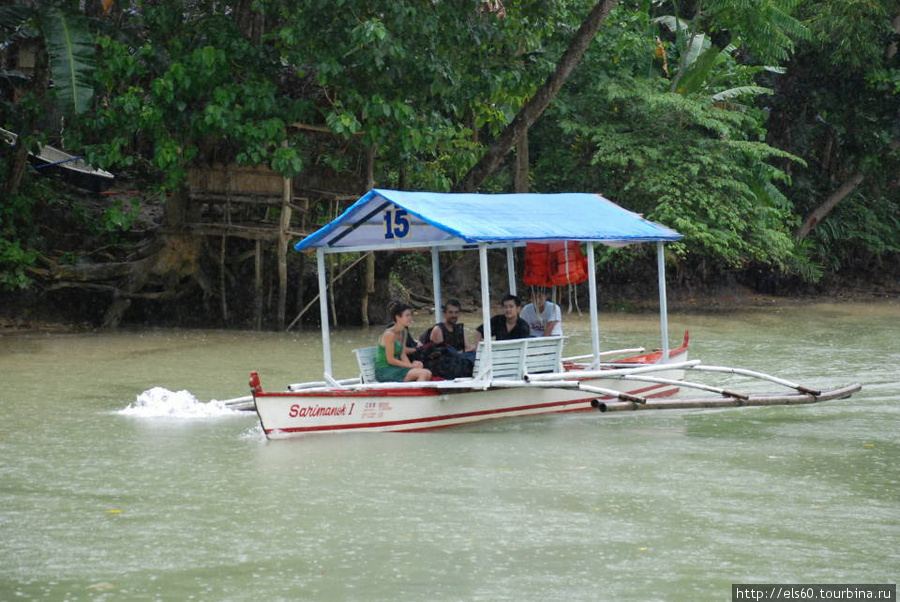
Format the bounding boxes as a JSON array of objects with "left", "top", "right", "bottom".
[{"left": 420, "top": 344, "right": 474, "bottom": 379}]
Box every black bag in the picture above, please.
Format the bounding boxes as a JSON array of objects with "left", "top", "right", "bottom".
[
  {"left": 421, "top": 344, "right": 474, "bottom": 379},
  {"left": 436, "top": 352, "right": 474, "bottom": 379}
]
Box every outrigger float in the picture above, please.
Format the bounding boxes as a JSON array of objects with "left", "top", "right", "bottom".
[{"left": 242, "top": 190, "right": 861, "bottom": 438}]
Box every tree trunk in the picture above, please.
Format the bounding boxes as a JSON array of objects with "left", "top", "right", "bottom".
[
  {"left": 514, "top": 128, "right": 530, "bottom": 193},
  {"left": 2, "top": 140, "right": 29, "bottom": 198},
  {"left": 452, "top": 0, "right": 619, "bottom": 193},
  {"left": 794, "top": 16, "right": 900, "bottom": 241},
  {"left": 362, "top": 145, "right": 376, "bottom": 325},
  {"left": 794, "top": 171, "right": 865, "bottom": 240},
  {"left": 795, "top": 137, "right": 900, "bottom": 240}
]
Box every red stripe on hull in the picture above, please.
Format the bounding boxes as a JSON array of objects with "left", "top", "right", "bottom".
[
  {"left": 261, "top": 382, "right": 681, "bottom": 435},
  {"left": 264, "top": 396, "right": 601, "bottom": 434},
  {"left": 259, "top": 387, "right": 439, "bottom": 398}
]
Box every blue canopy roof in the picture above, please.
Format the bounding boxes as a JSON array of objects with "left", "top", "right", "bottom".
[{"left": 294, "top": 189, "right": 682, "bottom": 252}]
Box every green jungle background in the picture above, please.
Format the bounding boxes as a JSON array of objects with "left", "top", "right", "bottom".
[{"left": 1, "top": 0, "right": 898, "bottom": 330}]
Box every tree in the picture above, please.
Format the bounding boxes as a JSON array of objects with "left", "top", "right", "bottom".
[
  {"left": 785, "top": 4, "right": 900, "bottom": 244},
  {"left": 453, "top": 0, "right": 619, "bottom": 193},
  {"left": 1, "top": 2, "right": 99, "bottom": 290},
  {"left": 1, "top": 2, "right": 97, "bottom": 196}
]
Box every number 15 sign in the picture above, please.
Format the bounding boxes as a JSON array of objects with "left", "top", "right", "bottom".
[{"left": 383, "top": 208, "right": 411, "bottom": 240}]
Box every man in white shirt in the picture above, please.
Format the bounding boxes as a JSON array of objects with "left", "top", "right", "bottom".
[{"left": 520, "top": 287, "right": 562, "bottom": 337}]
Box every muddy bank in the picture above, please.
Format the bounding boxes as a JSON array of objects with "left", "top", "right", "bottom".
[{"left": 2, "top": 276, "right": 895, "bottom": 335}]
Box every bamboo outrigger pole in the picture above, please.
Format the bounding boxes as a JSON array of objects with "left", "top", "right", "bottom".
[
  {"left": 586, "top": 241, "right": 601, "bottom": 368},
  {"left": 316, "top": 247, "right": 333, "bottom": 377},
  {"left": 506, "top": 247, "right": 517, "bottom": 295},
  {"left": 657, "top": 241, "right": 670, "bottom": 360},
  {"left": 477, "top": 243, "right": 493, "bottom": 379},
  {"left": 432, "top": 248, "right": 442, "bottom": 324}
]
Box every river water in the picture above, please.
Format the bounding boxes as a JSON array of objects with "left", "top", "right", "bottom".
[{"left": 1, "top": 301, "right": 897, "bottom": 601}]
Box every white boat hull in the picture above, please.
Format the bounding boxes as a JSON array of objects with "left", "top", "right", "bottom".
[{"left": 253, "top": 361, "right": 687, "bottom": 439}]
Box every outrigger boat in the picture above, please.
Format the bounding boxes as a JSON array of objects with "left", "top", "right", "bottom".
[{"left": 247, "top": 189, "right": 861, "bottom": 438}]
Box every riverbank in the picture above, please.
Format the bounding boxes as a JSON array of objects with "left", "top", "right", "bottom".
[{"left": 2, "top": 281, "right": 896, "bottom": 335}]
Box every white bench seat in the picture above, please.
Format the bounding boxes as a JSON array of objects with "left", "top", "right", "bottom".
[
  {"left": 472, "top": 336, "right": 564, "bottom": 380},
  {"left": 353, "top": 346, "right": 379, "bottom": 384}
]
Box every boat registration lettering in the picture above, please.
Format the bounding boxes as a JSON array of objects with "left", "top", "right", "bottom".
[
  {"left": 383, "top": 209, "right": 410, "bottom": 240},
  {"left": 362, "top": 400, "right": 393, "bottom": 419},
  {"left": 289, "top": 402, "right": 355, "bottom": 418}
]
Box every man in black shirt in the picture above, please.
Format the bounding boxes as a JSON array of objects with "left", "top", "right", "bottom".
[
  {"left": 420, "top": 299, "right": 475, "bottom": 352},
  {"left": 476, "top": 294, "right": 530, "bottom": 341}
]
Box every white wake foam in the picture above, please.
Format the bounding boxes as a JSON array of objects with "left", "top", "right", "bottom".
[{"left": 120, "top": 387, "right": 244, "bottom": 418}]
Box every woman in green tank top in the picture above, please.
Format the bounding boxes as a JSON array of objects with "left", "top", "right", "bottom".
[{"left": 375, "top": 303, "right": 432, "bottom": 382}]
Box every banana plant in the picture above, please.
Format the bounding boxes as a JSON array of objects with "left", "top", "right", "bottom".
[
  {"left": 1, "top": 2, "right": 97, "bottom": 201},
  {"left": 0, "top": 2, "right": 96, "bottom": 117}
]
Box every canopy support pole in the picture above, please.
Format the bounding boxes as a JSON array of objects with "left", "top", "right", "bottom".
[
  {"left": 506, "top": 247, "right": 516, "bottom": 295},
  {"left": 316, "top": 248, "right": 333, "bottom": 377},
  {"left": 478, "top": 244, "right": 493, "bottom": 378},
  {"left": 431, "top": 247, "right": 443, "bottom": 323},
  {"left": 587, "top": 242, "right": 601, "bottom": 368},
  {"left": 656, "top": 242, "right": 670, "bottom": 361}
]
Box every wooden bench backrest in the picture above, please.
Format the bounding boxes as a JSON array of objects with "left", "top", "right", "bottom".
[
  {"left": 353, "top": 346, "right": 378, "bottom": 383},
  {"left": 356, "top": 337, "right": 563, "bottom": 383},
  {"left": 472, "top": 336, "right": 564, "bottom": 380}
]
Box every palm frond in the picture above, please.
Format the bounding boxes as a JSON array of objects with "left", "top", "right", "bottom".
[{"left": 711, "top": 86, "right": 773, "bottom": 101}]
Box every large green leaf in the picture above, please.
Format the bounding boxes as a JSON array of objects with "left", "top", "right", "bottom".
[
  {"left": 674, "top": 43, "right": 722, "bottom": 95},
  {"left": 43, "top": 7, "right": 95, "bottom": 115}
]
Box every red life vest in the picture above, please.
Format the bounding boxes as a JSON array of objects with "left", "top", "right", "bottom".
[{"left": 523, "top": 241, "right": 588, "bottom": 287}]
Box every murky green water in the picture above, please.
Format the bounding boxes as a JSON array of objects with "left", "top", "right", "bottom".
[{"left": 2, "top": 301, "right": 897, "bottom": 600}]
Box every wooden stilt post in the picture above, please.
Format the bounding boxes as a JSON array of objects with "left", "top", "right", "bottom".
[
  {"left": 220, "top": 168, "right": 232, "bottom": 325},
  {"left": 254, "top": 239, "right": 263, "bottom": 330},
  {"left": 364, "top": 253, "right": 375, "bottom": 326},
  {"left": 277, "top": 150, "right": 293, "bottom": 330},
  {"left": 295, "top": 252, "right": 306, "bottom": 330},
  {"left": 219, "top": 235, "right": 228, "bottom": 324}
]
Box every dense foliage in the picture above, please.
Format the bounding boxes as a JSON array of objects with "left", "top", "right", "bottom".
[{"left": 1, "top": 0, "right": 897, "bottom": 321}]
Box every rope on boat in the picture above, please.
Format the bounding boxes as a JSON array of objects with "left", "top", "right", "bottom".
[
  {"left": 687, "top": 365, "right": 821, "bottom": 396},
  {"left": 620, "top": 374, "right": 750, "bottom": 400}
]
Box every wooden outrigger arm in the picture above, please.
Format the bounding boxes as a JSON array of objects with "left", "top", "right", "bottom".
[
  {"left": 687, "top": 365, "right": 822, "bottom": 396},
  {"left": 591, "top": 383, "right": 861, "bottom": 413}
]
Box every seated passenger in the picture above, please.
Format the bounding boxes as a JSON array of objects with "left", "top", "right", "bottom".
[
  {"left": 375, "top": 303, "right": 432, "bottom": 382},
  {"left": 520, "top": 286, "right": 563, "bottom": 337},
  {"left": 420, "top": 299, "right": 476, "bottom": 353},
  {"left": 475, "top": 294, "right": 530, "bottom": 342},
  {"left": 386, "top": 301, "right": 423, "bottom": 361}
]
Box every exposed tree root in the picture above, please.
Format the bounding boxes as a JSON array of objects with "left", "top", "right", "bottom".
[{"left": 28, "top": 232, "right": 204, "bottom": 328}]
